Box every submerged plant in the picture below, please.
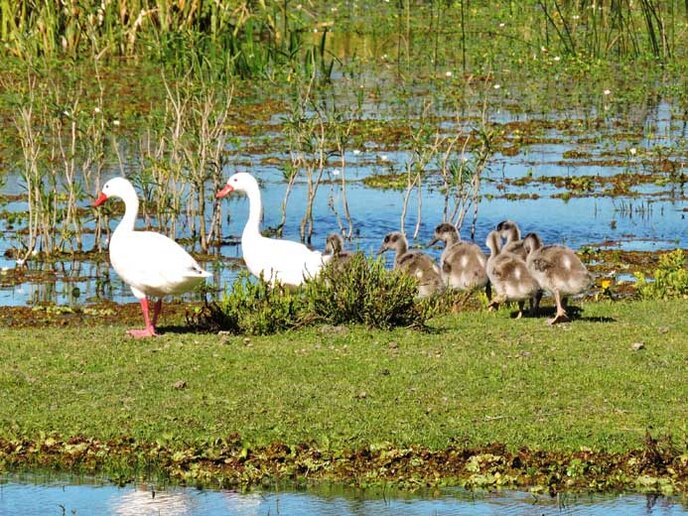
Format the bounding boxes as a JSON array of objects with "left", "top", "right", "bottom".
[{"left": 634, "top": 249, "right": 688, "bottom": 299}]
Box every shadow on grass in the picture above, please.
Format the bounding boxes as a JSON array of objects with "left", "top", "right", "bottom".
[{"left": 513, "top": 305, "right": 616, "bottom": 323}]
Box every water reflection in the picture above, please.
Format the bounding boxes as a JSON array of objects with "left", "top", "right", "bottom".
[{"left": 1, "top": 476, "right": 688, "bottom": 516}]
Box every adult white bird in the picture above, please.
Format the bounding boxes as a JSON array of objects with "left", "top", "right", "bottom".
[
  {"left": 216, "top": 172, "right": 328, "bottom": 286},
  {"left": 93, "top": 177, "right": 211, "bottom": 338}
]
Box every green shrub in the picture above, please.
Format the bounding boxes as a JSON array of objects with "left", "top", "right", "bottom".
[
  {"left": 192, "top": 255, "right": 433, "bottom": 335},
  {"left": 194, "top": 272, "right": 307, "bottom": 336},
  {"left": 304, "top": 254, "right": 430, "bottom": 330},
  {"left": 634, "top": 249, "right": 688, "bottom": 299}
]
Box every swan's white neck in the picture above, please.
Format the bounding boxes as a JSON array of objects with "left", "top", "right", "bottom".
[
  {"left": 241, "top": 182, "right": 263, "bottom": 240},
  {"left": 113, "top": 187, "right": 139, "bottom": 236}
]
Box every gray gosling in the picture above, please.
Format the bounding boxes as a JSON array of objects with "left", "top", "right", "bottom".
[
  {"left": 523, "top": 232, "right": 593, "bottom": 325},
  {"left": 324, "top": 233, "right": 355, "bottom": 268},
  {"left": 485, "top": 230, "right": 539, "bottom": 318},
  {"left": 378, "top": 231, "right": 443, "bottom": 298},
  {"left": 429, "top": 223, "right": 489, "bottom": 292},
  {"left": 496, "top": 219, "right": 527, "bottom": 260}
]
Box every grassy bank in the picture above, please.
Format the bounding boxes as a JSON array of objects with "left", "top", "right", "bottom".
[{"left": 1, "top": 299, "right": 687, "bottom": 491}]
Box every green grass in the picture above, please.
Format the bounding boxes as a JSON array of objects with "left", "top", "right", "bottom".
[{"left": 1, "top": 299, "right": 687, "bottom": 454}]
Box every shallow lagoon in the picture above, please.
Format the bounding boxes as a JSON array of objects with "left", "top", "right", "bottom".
[{"left": 2, "top": 475, "right": 687, "bottom": 515}]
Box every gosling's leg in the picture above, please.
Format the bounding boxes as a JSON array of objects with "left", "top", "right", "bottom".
[
  {"left": 548, "top": 291, "right": 570, "bottom": 325},
  {"left": 530, "top": 290, "right": 543, "bottom": 316},
  {"left": 516, "top": 300, "right": 525, "bottom": 319}
]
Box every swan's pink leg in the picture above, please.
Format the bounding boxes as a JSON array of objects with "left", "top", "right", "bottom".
[
  {"left": 128, "top": 298, "right": 158, "bottom": 338},
  {"left": 151, "top": 299, "right": 163, "bottom": 327}
]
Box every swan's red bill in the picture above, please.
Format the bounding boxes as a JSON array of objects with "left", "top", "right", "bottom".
[
  {"left": 216, "top": 184, "right": 234, "bottom": 199},
  {"left": 93, "top": 193, "right": 108, "bottom": 207}
]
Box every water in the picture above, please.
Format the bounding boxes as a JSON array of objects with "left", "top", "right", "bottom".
[
  {"left": 1, "top": 476, "right": 687, "bottom": 515},
  {"left": 1, "top": 98, "right": 686, "bottom": 306}
]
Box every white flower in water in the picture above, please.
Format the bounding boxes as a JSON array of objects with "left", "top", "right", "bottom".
[
  {"left": 553, "top": 56, "right": 561, "bottom": 61},
  {"left": 445, "top": 71, "right": 453, "bottom": 77},
  {"left": 113, "top": 119, "right": 120, "bottom": 126},
  {"left": 352, "top": 149, "right": 361, "bottom": 155},
  {"left": 603, "top": 89, "right": 611, "bottom": 95},
  {"left": 494, "top": 84, "right": 501, "bottom": 90},
  {"left": 629, "top": 147, "right": 637, "bottom": 155},
  {"left": 380, "top": 154, "right": 389, "bottom": 162},
  {"left": 332, "top": 169, "right": 341, "bottom": 176}
]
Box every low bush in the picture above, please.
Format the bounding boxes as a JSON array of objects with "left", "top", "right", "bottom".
[
  {"left": 304, "top": 254, "right": 430, "bottom": 330},
  {"left": 634, "top": 249, "right": 688, "bottom": 299},
  {"left": 192, "top": 256, "right": 434, "bottom": 335}
]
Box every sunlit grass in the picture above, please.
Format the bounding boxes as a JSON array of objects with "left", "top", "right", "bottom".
[{"left": 0, "top": 299, "right": 686, "bottom": 454}]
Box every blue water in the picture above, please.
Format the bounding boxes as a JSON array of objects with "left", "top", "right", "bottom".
[
  {"left": 1, "top": 477, "right": 687, "bottom": 515},
  {"left": 1, "top": 100, "right": 686, "bottom": 306}
]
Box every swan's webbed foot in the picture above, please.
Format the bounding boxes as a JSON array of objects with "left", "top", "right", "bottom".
[{"left": 127, "top": 327, "right": 158, "bottom": 338}]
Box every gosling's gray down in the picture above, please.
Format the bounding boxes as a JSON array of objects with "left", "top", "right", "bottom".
[
  {"left": 485, "top": 230, "right": 539, "bottom": 318},
  {"left": 429, "top": 223, "right": 489, "bottom": 292},
  {"left": 496, "top": 219, "right": 527, "bottom": 260},
  {"left": 324, "top": 233, "right": 355, "bottom": 269},
  {"left": 378, "top": 231, "right": 443, "bottom": 298},
  {"left": 523, "top": 232, "right": 593, "bottom": 325}
]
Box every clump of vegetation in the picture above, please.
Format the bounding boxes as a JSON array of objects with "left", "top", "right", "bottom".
[
  {"left": 634, "top": 249, "right": 688, "bottom": 299},
  {"left": 192, "top": 256, "right": 432, "bottom": 335},
  {"left": 193, "top": 272, "right": 307, "bottom": 336},
  {"left": 304, "top": 254, "right": 429, "bottom": 330}
]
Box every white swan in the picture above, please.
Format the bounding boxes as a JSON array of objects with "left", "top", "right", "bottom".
[
  {"left": 216, "top": 172, "right": 328, "bottom": 286},
  {"left": 93, "top": 177, "right": 211, "bottom": 338}
]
